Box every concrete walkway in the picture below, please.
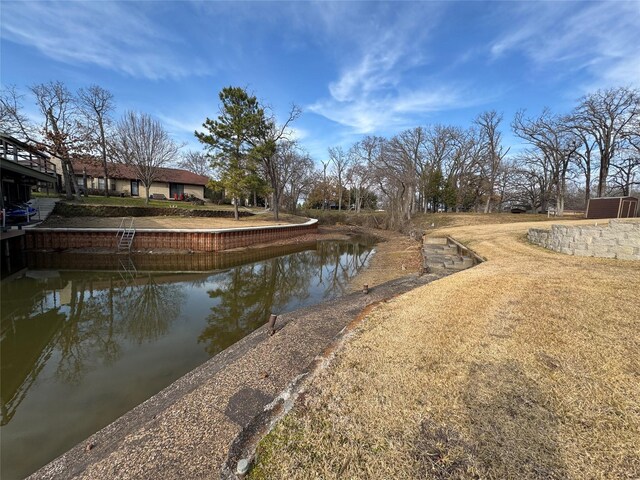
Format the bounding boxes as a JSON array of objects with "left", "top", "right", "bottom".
[
  {"left": 23, "top": 197, "right": 59, "bottom": 228},
  {"left": 29, "top": 271, "right": 449, "bottom": 480}
]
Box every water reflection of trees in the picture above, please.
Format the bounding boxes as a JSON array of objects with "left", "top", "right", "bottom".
[
  {"left": 1, "top": 308, "right": 65, "bottom": 425},
  {"left": 113, "top": 275, "right": 183, "bottom": 345},
  {"left": 54, "top": 274, "right": 185, "bottom": 383},
  {"left": 199, "top": 240, "right": 373, "bottom": 356},
  {"left": 1, "top": 270, "right": 186, "bottom": 415},
  {"left": 1, "top": 240, "right": 372, "bottom": 424}
]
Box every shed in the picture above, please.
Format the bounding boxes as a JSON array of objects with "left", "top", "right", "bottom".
[{"left": 585, "top": 196, "right": 638, "bottom": 219}]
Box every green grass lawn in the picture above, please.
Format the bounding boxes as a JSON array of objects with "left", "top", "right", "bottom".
[{"left": 31, "top": 191, "right": 63, "bottom": 198}]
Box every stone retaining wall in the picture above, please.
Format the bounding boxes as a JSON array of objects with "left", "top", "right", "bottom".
[
  {"left": 527, "top": 219, "right": 640, "bottom": 260},
  {"left": 26, "top": 220, "right": 318, "bottom": 252}
]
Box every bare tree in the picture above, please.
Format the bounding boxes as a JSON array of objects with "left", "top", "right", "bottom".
[
  {"left": 626, "top": 116, "right": 640, "bottom": 156},
  {"left": 178, "top": 150, "right": 212, "bottom": 177},
  {"left": 513, "top": 109, "right": 577, "bottom": 215},
  {"left": 612, "top": 114, "right": 640, "bottom": 196},
  {"left": 113, "top": 111, "right": 180, "bottom": 204},
  {"left": 320, "top": 159, "right": 330, "bottom": 210},
  {"left": 476, "top": 111, "right": 509, "bottom": 213},
  {"left": 609, "top": 157, "right": 639, "bottom": 196},
  {"left": 31, "top": 82, "right": 84, "bottom": 200},
  {"left": 2, "top": 83, "right": 83, "bottom": 200},
  {"left": 422, "top": 125, "right": 458, "bottom": 212},
  {"left": 571, "top": 130, "right": 598, "bottom": 209},
  {"left": 328, "top": 146, "right": 351, "bottom": 211},
  {"left": 266, "top": 139, "right": 298, "bottom": 213},
  {"left": 348, "top": 137, "right": 379, "bottom": 213},
  {"left": 253, "top": 104, "right": 301, "bottom": 220},
  {"left": 370, "top": 135, "right": 416, "bottom": 227},
  {"left": 446, "top": 127, "right": 484, "bottom": 212},
  {"left": 77, "top": 85, "right": 115, "bottom": 196},
  {"left": 572, "top": 87, "right": 639, "bottom": 197},
  {"left": 0, "top": 85, "right": 37, "bottom": 139},
  {"left": 281, "top": 148, "right": 314, "bottom": 214}
]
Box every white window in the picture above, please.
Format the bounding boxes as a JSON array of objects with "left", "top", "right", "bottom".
[{"left": 98, "top": 177, "right": 105, "bottom": 189}]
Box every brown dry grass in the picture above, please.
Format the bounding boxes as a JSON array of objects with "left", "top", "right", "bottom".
[
  {"left": 250, "top": 218, "right": 640, "bottom": 479},
  {"left": 413, "top": 211, "right": 583, "bottom": 231}
]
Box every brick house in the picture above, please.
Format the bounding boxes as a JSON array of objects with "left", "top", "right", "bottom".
[{"left": 54, "top": 157, "right": 209, "bottom": 200}]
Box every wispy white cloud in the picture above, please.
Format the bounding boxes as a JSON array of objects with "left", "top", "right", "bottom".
[
  {"left": 157, "top": 114, "right": 204, "bottom": 136},
  {"left": 286, "top": 126, "right": 309, "bottom": 142},
  {"left": 489, "top": 2, "right": 640, "bottom": 90},
  {"left": 0, "top": 1, "right": 210, "bottom": 80},
  {"left": 309, "top": 84, "right": 483, "bottom": 134},
  {"left": 154, "top": 111, "right": 209, "bottom": 155},
  {"left": 306, "top": 4, "right": 480, "bottom": 133}
]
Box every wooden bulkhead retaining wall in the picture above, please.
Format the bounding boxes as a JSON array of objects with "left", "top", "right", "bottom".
[{"left": 25, "top": 219, "right": 318, "bottom": 252}]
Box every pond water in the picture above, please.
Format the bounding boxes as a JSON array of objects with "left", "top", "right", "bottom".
[{"left": 0, "top": 238, "right": 375, "bottom": 479}]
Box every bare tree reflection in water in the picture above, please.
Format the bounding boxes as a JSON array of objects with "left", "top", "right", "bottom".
[
  {"left": 1, "top": 239, "right": 375, "bottom": 480},
  {"left": 55, "top": 278, "right": 92, "bottom": 384},
  {"left": 115, "top": 274, "right": 184, "bottom": 345},
  {"left": 199, "top": 240, "right": 373, "bottom": 356},
  {"left": 53, "top": 272, "right": 185, "bottom": 383}
]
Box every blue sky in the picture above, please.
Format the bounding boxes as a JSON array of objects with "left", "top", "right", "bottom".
[{"left": 2, "top": 1, "right": 639, "bottom": 164}]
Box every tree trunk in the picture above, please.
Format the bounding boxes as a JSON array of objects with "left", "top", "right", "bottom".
[
  {"left": 144, "top": 184, "right": 150, "bottom": 204},
  {"left": 597, "top": 162, "right": 608, "bottom": 197},
  {"left": 99, "top": 120, "right": 109, "bottom": 197},
  {"left": 65, "top": 158, "right": 82, "bottom": 201},
  {"left": 483, "top": 175, "right": 493, "bottom": 213},
  {"left": 272, "top": 191, "right": 280, "bottom": 221},
  {"left": 233, "top": 197, "right": 239, "bottom": 220},
  {"left": 484, "top": 195, "right": 491, "bottom": 214},
  {"left": 584, "top": 168, "right": 591, "bottom": 209},
  {"left": 557, "top": 178, "right": 565, "bottom": 217},
  {"left": 60, "top": 160, "right": 73, "bottom": 200},
  {"left": 83, "top": 170, "right": 88, "bottom": 197}
]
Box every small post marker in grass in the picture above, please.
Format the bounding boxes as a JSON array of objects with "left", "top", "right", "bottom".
[
  {"left": 363, "top": 284, "right": 369, "bottom": 294},
  {"left": 268, "top": 314, "right": 278, "bottom": 336},
  {"left": 236, "top": 458, "right": 250, "bottom": 476}
]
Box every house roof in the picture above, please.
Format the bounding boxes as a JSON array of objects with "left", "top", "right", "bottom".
[{"left": 71, "top": 158, "right": 209, "bottom": 186}]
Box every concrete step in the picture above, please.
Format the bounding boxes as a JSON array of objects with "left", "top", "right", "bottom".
[
  {"left": 27, "top": 198, "right": 59, "bottom": 221},
  {"left": 20, "top": 198, "right": 60, "bottom": 228},
  {"left": 425, "top": 253, "right": 475, "bottom": 272},
  {"left": 423, "top": 237, "right": 448, "bottom": 245},
  {"left": 424, "top": 254, "right": 455, "bottom": 263},
  {"left": 423, "top": 237, "right": 476, "bottom": 272},
  {"left": 424, "top": 245, "right": 458, "bottom": 255},
  {"left": 446, "top": 263, "right": 468, "bottom": 271},
  {"left": 443, "top": 256, "right": 475, "bottom": 270}
]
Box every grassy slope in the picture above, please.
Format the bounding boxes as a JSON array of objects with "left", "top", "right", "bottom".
[
  {"left": 40, "top": 195, "right": 313, "bottom": 227},
  {"left": 59, "top": 195, "right": 242, "bottom": 210},
  {"left": 250, "top": 217, "right": 640, "bottom": 479}
]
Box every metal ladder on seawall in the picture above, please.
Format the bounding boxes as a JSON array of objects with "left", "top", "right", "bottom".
[{"left": 116, "top": 217, "right": 136, "bottom": 251}]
